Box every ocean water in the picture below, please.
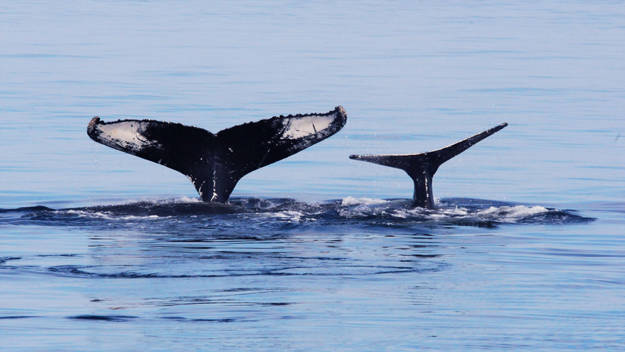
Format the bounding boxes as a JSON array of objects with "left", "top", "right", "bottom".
[{"left": 1, "top": 1, "right": 624, "bottom": 351}]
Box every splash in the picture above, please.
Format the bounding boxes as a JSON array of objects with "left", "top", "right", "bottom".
[
  {"left": 0, "top": 197, "right": 594, "bottom": 229},
  {"left": 340, "top": 196, "right": 389, "bottom": 206}
]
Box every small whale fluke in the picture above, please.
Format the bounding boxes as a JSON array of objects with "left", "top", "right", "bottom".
[
  {"left": 88, "top": 106, "right": 347, "bottom": 202},
  {"left": 350, "top": 123, "right": 508, "bottom": 208}
]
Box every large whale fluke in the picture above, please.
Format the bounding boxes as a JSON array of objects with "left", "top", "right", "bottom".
[
  {"left": 88, "top": 106, "right": 347, "bottom": 202},
  {"left": 350, "top": 123, "right": 507, "bottom": 208}
]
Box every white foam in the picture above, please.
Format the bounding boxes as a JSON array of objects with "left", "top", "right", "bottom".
[
  {"left": 335, "top": 201, "right": 552, "bottom": 224},
  {"left": 341, "top": 196, "right": 388, "bottom": 206},
  {"left": 62, "top": 209, "right": 163, "bottom": 221},
  {"left": 265, "top": 210, "right": 305, "bottom": 222},
  {"left": 63, "top": 209, "right": 114, "bottom": 219},
  {"left": 170, "top": 196, "right": 202, "bottom": 204},
  {"left": 476, "top": 205, "right": 548, "bottom": 223}
]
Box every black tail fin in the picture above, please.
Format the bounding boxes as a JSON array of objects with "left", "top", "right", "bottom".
[
  {"left": 349, "top": 123, "right": 507, "bottom": 208},
  {"left": 88, "top": 106, "right": 347, "bottom": 202}
]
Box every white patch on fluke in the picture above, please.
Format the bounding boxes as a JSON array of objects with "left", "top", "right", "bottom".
[
  {"left": 97, "top": 121, "right": 159, "bottom": 151},
  {"left": 282, "top": 114, "right": 335, "bottom": 139}
]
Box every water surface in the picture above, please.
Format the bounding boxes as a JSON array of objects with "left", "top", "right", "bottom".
[{"left": 1, "top": 1, "right": 624, "bottom": 351}]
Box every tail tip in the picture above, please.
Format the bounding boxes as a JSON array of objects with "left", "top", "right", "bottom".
[
  {"left": 87, "top": 116, "right": 101, "bottom": 136},
  {"left": 490, "top": 122, "right": 508, "bottom": 134},
  {"left": 335, "top": 105, "right": 347, "bottom": 118}
]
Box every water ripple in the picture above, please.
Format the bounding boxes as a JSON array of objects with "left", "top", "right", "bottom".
[{"left": 0, "top": 197, "right": 593, "bottom": 232}]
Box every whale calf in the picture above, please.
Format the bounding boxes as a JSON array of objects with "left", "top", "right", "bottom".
[
  {"left": 350, "top": 123, "right": 508, "bottom": 208},
  {"left": 88, "top": 106, "right": 347, "bottom": 202}
]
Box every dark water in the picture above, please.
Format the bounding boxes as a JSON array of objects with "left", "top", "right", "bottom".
[{"left": 2, "top": 1, "right": 625, "bottom": 351}]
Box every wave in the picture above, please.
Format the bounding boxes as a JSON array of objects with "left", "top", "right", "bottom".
[{"left": 0, "top": 196, "right": 594, "bottom": 229}]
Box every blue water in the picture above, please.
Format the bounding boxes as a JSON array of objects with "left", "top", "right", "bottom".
[{"left": 1, "top": 1, "right": 625, "bottom": 350}]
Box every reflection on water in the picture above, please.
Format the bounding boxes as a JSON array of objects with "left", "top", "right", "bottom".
[{"left": 2, "top": 214, "right": 623, "bottom": 350}]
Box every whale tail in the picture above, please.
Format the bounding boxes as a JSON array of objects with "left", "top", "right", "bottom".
[
  {"left": 88, "top": 106, "right": 347, "bottom": 202},
  {"left": 349, "top": 123, "right": 507, "bottom": 208}
]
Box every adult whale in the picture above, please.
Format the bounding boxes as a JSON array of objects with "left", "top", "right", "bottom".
[
  {"left": 350, "top": 123, "right": 507, "bottom": 208},
  {"left": 88, "top": 106, "right": 347, "bottom": 202}
]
